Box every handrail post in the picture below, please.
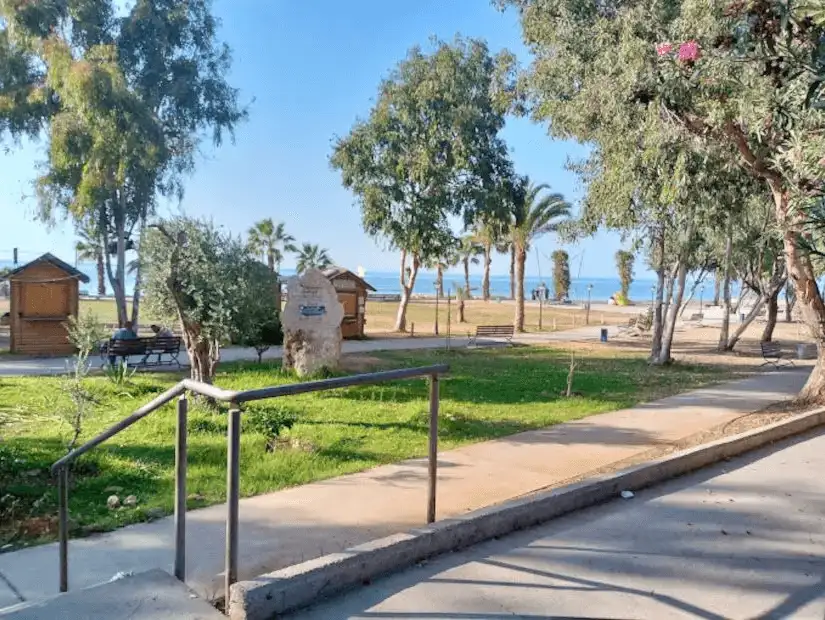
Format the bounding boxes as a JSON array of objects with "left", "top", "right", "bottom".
[
  {"left": 427, "top": 373, "right": 439, "bottom": 524},
  {"left": 174, "top": 394, "right": 188, "bottom": 582},
  {"left": 58, "top": 466, "right": 69, "bottom": 592},
  {"left": 225, "top": 405, "right": 242, "bottom": 602}
]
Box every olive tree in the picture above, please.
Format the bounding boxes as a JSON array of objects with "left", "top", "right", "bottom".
[{"left": 143, "top": 217, "right": 279, "bottom": 384}]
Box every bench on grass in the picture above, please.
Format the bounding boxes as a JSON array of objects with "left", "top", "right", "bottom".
[
  {"left": 760, "top": 341, "right": 794, "bottom": 369},
  {"left": 467, "top": 324, "right": 515, "bottom": 347},
  {"left": 100, "top": 336, "right": 183, "bottom": 369}
]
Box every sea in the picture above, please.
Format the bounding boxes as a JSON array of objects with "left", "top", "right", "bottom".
[{"left": 2, "top": 259, "right": 748, "bottom": 303}]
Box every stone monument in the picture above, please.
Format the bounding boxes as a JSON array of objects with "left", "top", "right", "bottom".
[{"left": 281, "top": 269, "right": 344, "bottom": 377}]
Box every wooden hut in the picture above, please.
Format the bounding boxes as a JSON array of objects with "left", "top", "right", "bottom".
[
  {"left": 4, "top": 253, "right": 90, "bottom": 355},
  {"left": 322, "top": 268, "right": 375, "bottom": 339}
]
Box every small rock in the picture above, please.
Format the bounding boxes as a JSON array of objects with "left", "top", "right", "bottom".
[
  {"left": 123, "top": 495, "right": 138, "bottom": 507},
  {"left": 108, "top": 571, "right": 133, "bottom": 582},
  {"left": 746, "top": 530, "right": 752, "bottom": 536},
  {"left": 721, "top": 529, "right": 729, "bottom": 536},
  {"left": 1, "top": 544, "right": 12, "bottom": 551},
  {"left": 106, "top": 495, "right": 120, "bottom": 510},
  {"left": 146, "top": 508, "right": 165, "bottom": 520},
  {"left": 620, "top": 490, "right": 634, "bottom": 499},
  {"left": 104, "top": 486, "right": 123, "bottom": 493}
]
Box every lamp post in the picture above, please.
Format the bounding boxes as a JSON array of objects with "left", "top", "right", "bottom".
[
  {"left": 537, "top": 283, "right": 547, "bottom": 329},
  {"left": 586, "top": 284, "right": 593, "bottom": 325},
  {"left": 650, "top": 285, "right": 656, "bottom": 307},
  {"left": 699, "top": 283, "right": 705, "bottom": 315},
  {"left": 433, "top": 282, "right": 439, "bottom": 336}
]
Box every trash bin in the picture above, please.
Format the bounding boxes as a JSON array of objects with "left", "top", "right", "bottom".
[
  {"left": 739, "top": 313, "right": 746, "bottom": 323},
  {"left": 600, "top": 328, "right": 608, "bottom": 342}
]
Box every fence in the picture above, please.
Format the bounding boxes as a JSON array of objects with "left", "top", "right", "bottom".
[{"left": 50, "top": 364, "right": 449, "bottom": 604}]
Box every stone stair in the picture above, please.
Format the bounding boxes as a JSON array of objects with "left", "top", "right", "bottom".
[{"left": 0, "top": 570, "right": 223, "bottom": 619}]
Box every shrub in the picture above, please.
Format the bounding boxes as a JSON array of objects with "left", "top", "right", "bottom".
[{"left": 247, "top": 407, "right": 298, "bottom": 452}]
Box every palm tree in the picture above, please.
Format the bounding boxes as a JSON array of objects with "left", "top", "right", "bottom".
[
  {"left": 247, "top": 219, "right": 296, "bottom": 274},
  {"left": 75, "top": 220, "right": 106, "bottom": 296},
  {"left": 474, "top": 219, "right": 506, "bottom": 301},
  {"left": 458, "top": 236, "right": 483, "bottom": 299},
  {"left": 296, "top": 243, "right": 333, "bottom": 273},
  {"left": 510, "top": 179, "right": 571, "bottom": 332}
]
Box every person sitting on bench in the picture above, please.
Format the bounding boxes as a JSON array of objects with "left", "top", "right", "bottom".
[
  {"left": 150, "top": 324, "right": 174, "bottom": 338},
  {"left": 109, "top": 321, "right": 137, "bottom": 365}
]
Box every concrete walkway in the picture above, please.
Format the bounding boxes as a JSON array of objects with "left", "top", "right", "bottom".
[
  {"left": 0, "top": 367, "right": 807, "bottom": 609},
  {"left": 0, "top": 326, "right": 617, "bottom": 377},
  {"left": 286, "top": 426, "right": 825, "bottom": 620}
]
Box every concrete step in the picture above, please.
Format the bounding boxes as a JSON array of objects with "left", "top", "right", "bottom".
[{"left": 0, "top": 570, "right": 223, "bottom": 620}]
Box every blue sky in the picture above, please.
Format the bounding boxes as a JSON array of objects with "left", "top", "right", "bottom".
[{"left": 0, "top": 0, "right": 636, "bottom": 278}]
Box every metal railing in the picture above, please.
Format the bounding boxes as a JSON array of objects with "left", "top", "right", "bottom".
[{"left": 50, "top": 364, "right": 449, "bottom": 604}]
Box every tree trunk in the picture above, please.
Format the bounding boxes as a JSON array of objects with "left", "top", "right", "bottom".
[
  {"left": 654, "top": 258, "right": 688, "bottom": 365},
  {"left": 650, "top": 230, "right": 666, "bottom": 361},
  {"left": 482, "top": 243, "right": 492, "bottom": 301},
  {"left": 185, "top": 332, "right": 219, "bottom": 385},
  {"left": 717, "top": 219, "right": 734, "bottom": 351},
  {"left": 96, "top": 252, "right": 106, "bottom": 296},
  {"left": 713, "top": 273, "right": 721, "bottom": 306},
  {"left": 784, "top": 280, "right": 796, "bottom": 322},
  {"left": 113, "top": 205, "right": 128, "bottom": 327},
  {"left": 761, "top": 288, "right": 780, "bottom": 342},
  {"left": 436, "top": 265, "right": 444, "bottom": 298},
  {"left": 514, "top": 245, "right": 527, "bottom": 332},
  {"left": 771, "top": 183, "right": 825, "bottom": 403},
  {"left": 267, "top": 247, "right": 275, "bottom": 273},
  {"left": 463, "top": 257, "right": 471, "bottom": 299},
  {"left": 725, "top": 296, "right": 766, "bottom": 351},
  {"left": 458, "top": 299, "right": 466, "bottom": 323},
  {"left": 130, "top": 259, "right": 142, "bottom": 328},
  {"left": 509, "top": 245, "right": 515, "bottom": 300},
  {"left": 394, "top": 251, "right": 419, "bottom": 332}
]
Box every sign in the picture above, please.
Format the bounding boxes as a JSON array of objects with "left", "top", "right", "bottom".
[{"left": 299, "top": 304, "right": 327, "bottom": 317}]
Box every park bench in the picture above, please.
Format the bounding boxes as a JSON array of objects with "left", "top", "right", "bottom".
[
  {"left": 100, "top": 336, "right": 183, "bottom": 369},
  {"left": 760, "top": 341, "right": 794, "bottom": 369},
  {"left": 467, "top": 324, "right": 515, "bottom": 347}
]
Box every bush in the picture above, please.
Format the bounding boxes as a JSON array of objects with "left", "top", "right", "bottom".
[
  {"left": 247, "top": 407, "right": 297, "bottom": 452},
  {"left": 614, "top": 291, "right": 630, "bottom": 306}
]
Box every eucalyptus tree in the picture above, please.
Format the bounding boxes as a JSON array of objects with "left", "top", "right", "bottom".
[
  {"left": 331, "top": 37, "right": 518, "bottom": 331},
  {"left": 0, "top": 0, "right": 245, "bottom": 327}
]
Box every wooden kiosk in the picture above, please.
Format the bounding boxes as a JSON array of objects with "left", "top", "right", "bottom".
[
  {"left": 322, "top": 268, "right": 375, "bottom": 339},
  {"left": 4, "top": 253, "right": 90, "bottom": 355}
]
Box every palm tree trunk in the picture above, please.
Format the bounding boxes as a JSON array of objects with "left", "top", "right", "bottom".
[
  {"left": 267, "top": 247, "right": 275, "bottom": 273},
  {"left": 96, "top": 252, "right": 106, "bottom": 296},
  {"left": 509, "top": 245, "right": 515, "bottom": 299},
  {"left": 482, "top": 243, "right": 492, "bottom": 301},
  {"left": 514, "top": 245, "right": 527, "bottom": 332},
  {"left": 463, "top": 257, "right": 471, "bottom": 299},
  {"left": 436, "top": 265, "right": 444, "bottom": 298},
  {"left": 458, "top": 299, "right": 466, "bottom": 323}
]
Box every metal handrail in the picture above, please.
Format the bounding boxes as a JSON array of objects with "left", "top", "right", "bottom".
[{"left": 51, "top": 363, "right": 449, "bottom": 604}]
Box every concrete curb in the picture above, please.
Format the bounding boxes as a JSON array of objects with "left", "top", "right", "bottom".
[{"left": 228, "top": 407, "right": 825, "bottom": 620}]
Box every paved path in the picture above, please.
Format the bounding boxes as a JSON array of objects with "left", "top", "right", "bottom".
[
  {"left": 0, "top": 367, "right": 807, "bottom": 609},
  {"left": 286, "top": 426, "right": 825, "bottom": 620},
  {"left": 0, "top": 326, "right": 617, "bottom": 376}
]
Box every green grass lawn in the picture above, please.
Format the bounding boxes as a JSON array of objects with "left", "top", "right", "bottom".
[{"left": 0, "top": 346, "right": 740, "bottom": 547}]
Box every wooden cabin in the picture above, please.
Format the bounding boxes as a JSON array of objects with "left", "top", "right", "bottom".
[
  {"left": 5, "top": 253, "right": 89, "bottom": 355},
  {"left": 322, "top": 268, "right": 375, "bottom": 339}
]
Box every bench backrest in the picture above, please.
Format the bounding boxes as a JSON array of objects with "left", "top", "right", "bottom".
[
  {"left": 761, "top": 341, "right": 782, "bottom": 357},
  {"left": 107, "top": 338, "right": 148, "bottom": 354},
  {"left": 475, "top": 325, "right": 515, "bottom": 337},
  {"left": 146, "top": 336, "right": 182, "bottom": 353}
]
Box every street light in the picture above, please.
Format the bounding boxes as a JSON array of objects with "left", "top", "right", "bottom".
[
  {"left": 699, "top": 283, "right": 706, "bottom": 315},
  {"left": 586, "top": 283, "right": 593, "bottom": 325},
  {"left": 537, "top": 282, "right": 548, "bottom": 329},
  {"left": 650, "top": 284, "right": 656, "bottom": 306},
  {"left": 433, "top": 282, "right": 440, "bottom": 336}
]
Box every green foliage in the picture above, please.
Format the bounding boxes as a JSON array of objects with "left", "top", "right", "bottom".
[
  {"left": 247, "top": 407, "right": 298, "bottom": 452},
  {"left": 104, "top": 360, "right": 136, "bottom": 387},
  {"left": 330, "top": 36, "right": 518, "bottom": 267},
  {"left": 142, "top": 217, "right": 279, "bottom": 382},
  {"left": 247, "top": 219, "right": 296, "bottom": 273},
  {"left": 551, "top": 250, "right": 571, "bottom": 300},
  {"left": 615, "top": 250, "right": 635, "bottom": 300},
  {"left": 295, "top": 243, "right": 333, "bottom": 273},
  {"left": 65, "top": 311, "right": 104, "bottom": 362}
]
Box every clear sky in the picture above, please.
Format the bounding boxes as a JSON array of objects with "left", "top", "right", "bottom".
[{"left": 0, "top": 0, "right": 637, "bottom": 278}]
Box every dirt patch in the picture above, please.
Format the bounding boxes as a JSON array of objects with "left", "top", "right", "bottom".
[{"left": 339, "top": 354, "right": 386, "bottom": 373}]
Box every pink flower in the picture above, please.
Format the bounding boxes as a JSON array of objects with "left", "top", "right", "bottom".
[
  {"left": 656, "top": 43, "right": 673, "bottom": 56},
  {"left": 678, "top": 40, "right": 701, "bottom": 62}
]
